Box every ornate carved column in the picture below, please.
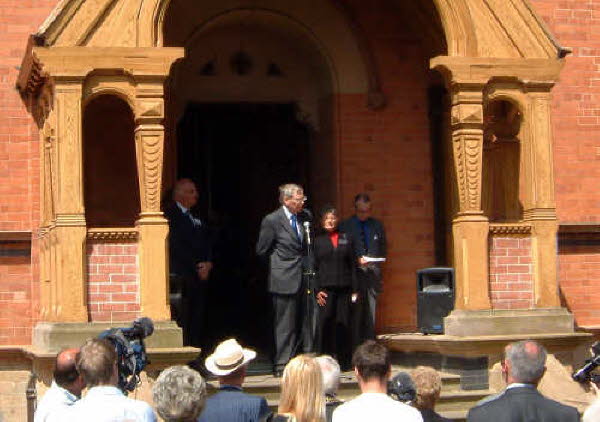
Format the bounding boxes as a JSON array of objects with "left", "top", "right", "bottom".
[
  {"left": 449, "top": 83, "right": 491, "bottom": 311},
  {"left": 522, "top": 86, "right": 560, "bottom": 308},
  {"left": 135, "top": 82, "right": 171, "bottom": 321},
  {"left": 48, "top": 78, "right": 88, "bottom": 322}
]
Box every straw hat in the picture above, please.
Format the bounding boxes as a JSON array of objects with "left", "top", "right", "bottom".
[{"left": 205, "top": 339, "right": 256, "bottom": 376}]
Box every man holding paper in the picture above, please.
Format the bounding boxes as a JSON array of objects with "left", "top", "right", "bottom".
[{"left": 340, "top": 193, "right": 386, "bottom": 341}]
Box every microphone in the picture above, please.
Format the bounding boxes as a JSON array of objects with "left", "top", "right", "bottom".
[{"left": 303, "top": 221, "right": 312, "bottom": 246}]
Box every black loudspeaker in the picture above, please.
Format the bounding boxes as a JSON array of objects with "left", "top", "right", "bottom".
[{"left": 417, "top": 267, "right": 455, "bottom": 334}]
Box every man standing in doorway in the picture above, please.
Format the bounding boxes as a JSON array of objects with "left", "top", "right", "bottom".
[
  {"left": 256, "top": 183, "right": 309, "bottom": 377},
  {"left": 165, "top": 178, "right": 213, "bottom": 347},
  {"left": 340, "top": 193, "right": 386, "bottom": 341}
]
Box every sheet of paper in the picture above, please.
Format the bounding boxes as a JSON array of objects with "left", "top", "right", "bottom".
[{"left": 362, "top": 256, "right": 386, "bottom": 263}]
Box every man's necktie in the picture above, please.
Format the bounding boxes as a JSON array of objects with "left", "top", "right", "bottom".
[
  {"left": 291, "top": 214, "right": 300, "bottom": 241},
  {"left": 360, "top": 220, "right": 369, "bottom": 253},
  {"left": 185, "top": 210, "right": 198, "bottom": 227}
]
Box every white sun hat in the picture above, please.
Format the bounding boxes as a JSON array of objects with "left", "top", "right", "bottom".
[{"left": 205, "top": 338, "right": 257, "bottom": 376}]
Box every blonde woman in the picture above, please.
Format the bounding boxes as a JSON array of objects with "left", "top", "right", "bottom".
[{"left": 271, "top": 355, "right": 325, "bottom": 422}]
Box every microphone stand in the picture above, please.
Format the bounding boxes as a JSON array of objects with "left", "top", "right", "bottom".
[{"left": 303, "top": 220, "right": 317, "bottom": 353}]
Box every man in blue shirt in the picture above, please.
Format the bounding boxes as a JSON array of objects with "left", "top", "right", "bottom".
[{"left": 198, "top": 339, "right": 270, "bottom": 422}]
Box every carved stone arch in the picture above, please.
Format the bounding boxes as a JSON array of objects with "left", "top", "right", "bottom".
[
  {"left": 82, "top": 73, "right": 137, "bottom": 112},
  {"left": 431, "top": 0, "right": 478, "bottom": 57}
]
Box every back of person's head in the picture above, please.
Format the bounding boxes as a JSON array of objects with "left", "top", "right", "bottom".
[
  {"left": 279, "top": 355, "right": 325, "bottom": 422},
  {"left": 316, "top": 355, "right": 341, "bottom": 396},
  {"left": 388, "top": 371, "right": 416, "bottom": 404},
  {"left": 411, "top": 366, "right": 442, "bottom": 410},
  {"left": 153, "top": 366, "right": 206, "bottom": 422},
  {"left": 352, "top": 340, "right": 391, "bottom": 382},
  {"left": 77, "top": 338, "right": 117, "bottom": 388},
  {"left": 54, "top": 348, "right": 80, "bottom": 389},
  {"left": 505, "top": 340, "right": 547, "bottom": 384}
]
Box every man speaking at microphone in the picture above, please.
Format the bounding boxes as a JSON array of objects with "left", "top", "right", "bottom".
[{"left": 256, "top": 183, "right": 312, "bottom": 377}]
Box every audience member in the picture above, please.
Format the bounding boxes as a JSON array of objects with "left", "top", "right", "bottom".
[
  {"left": 34, "top": 348, "right": 85, "bottom": 422},
  {"left": 467, "top": 340, "right": 579, "bottom": 422},
  {"left": 388, "top": 371, "right": 416, "bottom": 405},
  {"left": 271, "top": 355, "right": 325, "bottom": 422},
  {"left": 152, "top": 365, "right": 206, "bottom": 422},
  {"left": 60, "top": 338, "right": 156, "bottom": 422},
  {"left": 198, "top": 339, "right": 270, "bottom": 422},
  {"left": 316, "top": 355, "right": 344, "bottom": 422},
  {"left": 411, "top": 366, "right": 451, "bottom": 422},
  {"left": 332, "top": 340, "right": 422, "bottom": 422}
]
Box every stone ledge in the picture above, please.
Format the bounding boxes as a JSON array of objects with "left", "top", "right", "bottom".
[
  {"left": 443, "top": 308, "right": 575, "bottom": 337},
  {"left": 380, "top": 331, "right": 591, "bottom": 357},
  {"left": 32, "top": 320, "right": 183, "bottom": 353}
]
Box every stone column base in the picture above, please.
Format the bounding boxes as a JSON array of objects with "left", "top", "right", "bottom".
[
  {"left": 32, "top": 320, "right": 183, "bottom": 352},
  {"left": 444, "top": 308, "right": 574, "bottom": 337}
]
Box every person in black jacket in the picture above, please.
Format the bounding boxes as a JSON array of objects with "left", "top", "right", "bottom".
[
  {"left": 467, "top": 340, "right": 580, "bottom": 422},
  {"left": 164, "top": 178, "right": 213, "bottom": 347},
  {"left": 314, "top": 206, "right": 357, "bottom": 370}
]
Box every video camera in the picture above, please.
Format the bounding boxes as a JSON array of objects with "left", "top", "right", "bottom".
[
  {"left": 99, "top": 317, "right": 154, "bottom": 393},
  {"left": 572, "top": 341, "right": 600, "bottom": 384}
]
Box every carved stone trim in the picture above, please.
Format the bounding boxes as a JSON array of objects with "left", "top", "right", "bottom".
[
  {"left": 86, "top": 228, "right": 138, "bottom": 241},
  {"left": 489, "top": 223, "right": 532, "bottom": 235}
]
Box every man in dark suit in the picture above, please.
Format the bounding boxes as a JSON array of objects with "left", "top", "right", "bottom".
[
  {"left": 198, "top": 339, "right": 270, "bottom": 422},
  {"left": 164, "top": 178, "right": 212, "bottom": 347},
  {"left": 467, "top": 340, "right": 580, "bottom": 422},
  {"left": 339, "top": 193, "right": 386, "bottom": 341},
  {"left": 256, "top": 183, "right": 309, "bottom": 376}
]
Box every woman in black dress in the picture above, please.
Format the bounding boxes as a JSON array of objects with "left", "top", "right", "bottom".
[{"left": 314, "top": 206, "right": 358, "bottom": 369}]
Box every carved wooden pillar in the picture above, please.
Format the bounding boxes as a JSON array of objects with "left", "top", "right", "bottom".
[
  {"left": 449, "top": 84, "right": 491, "bottom": 310},
  {"left": 135, "top": 82, "right": 171, "bottom": 321},
  {"left": 49, "top": 79, "right": 88, "bottom": 322},
  {"left": 522, "top": 87, "right": 560, "bottom": 308}
]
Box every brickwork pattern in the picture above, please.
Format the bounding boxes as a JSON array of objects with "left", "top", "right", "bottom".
[
  {"left": 86, "top": 241, "right": 140, "bottom": 323},
  {"left": 559, "top": 244, "right": 600, "bottom": 326},
  {"left": 531, "top": 0, "right": 600, "bottom": 222},
  {"left": 489, "top": 236, "right": 534, "bottom": 310},
  {"left": 0, "top": 0, "right": 61, "bottom": 346}
]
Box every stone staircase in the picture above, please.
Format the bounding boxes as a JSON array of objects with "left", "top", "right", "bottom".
[{"left": 207, "top": 365, "right": 493, "bottom": 421}]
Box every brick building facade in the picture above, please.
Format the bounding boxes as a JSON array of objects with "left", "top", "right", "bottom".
[{"left": 1, "top": 0, "right": 599, "bottom": 343}]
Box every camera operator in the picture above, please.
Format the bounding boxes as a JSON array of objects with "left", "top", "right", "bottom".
[
  {"left": 34, "top": 348, "right": 85, "bottom": 422},
  {"left": 58, "top": 338, "right": 156, "bottom": 422}
]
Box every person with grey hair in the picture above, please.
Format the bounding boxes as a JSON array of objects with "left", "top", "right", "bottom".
[
  {"left": 316, "top": 355, "right": 344, "bottom": 422},
  {"left": 152, "top": 366, "right": 206, "bottom": 422},
  {"left": 467, "top": 340, "right": 580, "bottom": 422},
  {"left": 256, "top": 183, "right": 311, "bottom": 376}
]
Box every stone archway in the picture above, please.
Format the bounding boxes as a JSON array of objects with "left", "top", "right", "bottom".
[{"left": 18, "top": 0, "right": 571, "bottom": 339}]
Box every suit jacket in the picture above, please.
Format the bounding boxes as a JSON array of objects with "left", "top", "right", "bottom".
[
  {"left": 197, "top": 385, "right": 270, "bottom": 422},
  {"left": 314, "top": 231, "right": 357, "bottom": 291},
  {"left": 467, "top": 386, "right": 580, "bottom": 422},
  {"left": 164, "top": 202, "right": 212, "bottom": 279},
  {"left": 256, "top": 207, "right": 307, "bottom": 294},
  {"left": 339, "top": 216, "right": 386, "bottom": 291}
]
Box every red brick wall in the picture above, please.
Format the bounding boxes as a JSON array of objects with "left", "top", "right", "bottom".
[
  {"left": 338, "top": 1, "right": 436, "bottom": 332},
  {"left": 86, "top": 240, "right": 140, "bottom": 323},
  {"left": 559, "top": 243, "right": 600, "bottom": 326},
  {"left": 530, "top": 0, "right": 600, "bottom": 223},
  {"left": 0, "top": 0, "right": 61, "bottom": 345},
  {"left": 489, "top": 235, "right": 534, "bottom": 310},
  {"left": 529, "top": 1, "right": 600, "bottom": 325}
]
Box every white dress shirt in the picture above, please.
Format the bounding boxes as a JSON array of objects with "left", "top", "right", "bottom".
[
  {"left": 54, "top": 386, "right": 156, "bottom": 422},
  {"left": 332, "top": 392, "right": 423, "bottom": 422},
  {"left": 34, "top": 381, "right": 78, "bottom": 422},
  {"left": 282, "top": 206, "right": 302, "bottom": 240}
]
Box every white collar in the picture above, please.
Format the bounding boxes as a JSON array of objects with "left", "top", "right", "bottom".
[
  {"left": 282, "top": 205, "right": 295, "bottom": 220},
  {"left": 176, "top": 201, "right": 189, "bottom": 214},
  {"left": 506, "top": 383, "right": 536, "bottom": 390}
]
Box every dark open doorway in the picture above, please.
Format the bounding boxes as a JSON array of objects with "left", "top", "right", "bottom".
[{"left": 176, "top": 102, "right": 311, "bottom": 357}]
